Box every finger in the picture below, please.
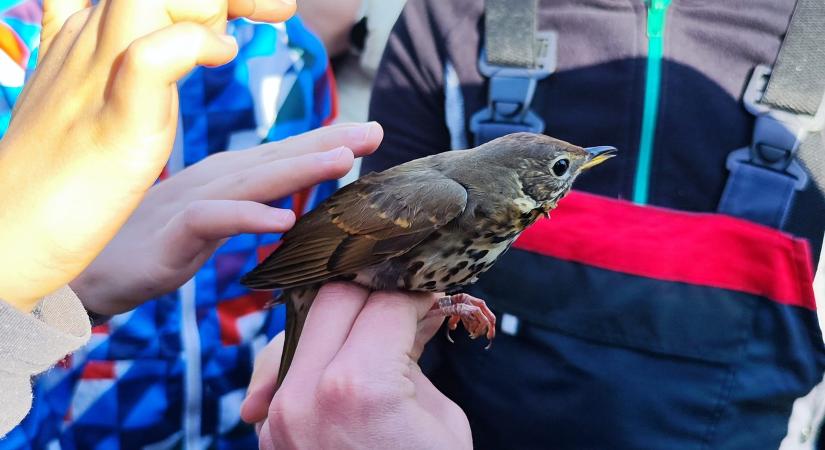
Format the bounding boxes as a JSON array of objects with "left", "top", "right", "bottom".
[
  {"left": 228, "top": 0, "right": 297, "bottom": 22},
  {"left": 335, "top": 291, "right": 439, "bottom": 375},
  {"left": 162, "top": 123, "right": 381, "bottom": 192},
  {"left": 250, "top": 122, "right": 383, "bottom": 162},
  {"left": 39, "top": 0, "right": 91, "bottom": 62},
  {"left": 105, "top": 22, "right": 238, "bottom": 133},
  {"left": 163, "top": 200, "right": 294, "bottom": 267},
  {"left": 99, "top": 0, "right": 228, "bottom": 53},
  {"left": 411, "top": 315, "right": 445, "bottom": 362},
  {"left": 165, "top": 0, "right": 227, "bottom": 31},
  {"left": 259, "top": 419, "right": 276, "bottom": 450},
  {"left": 23, "top": 6, "right": 93, "bottom": 101},
  {"left": 177, "top": 200, "right": 295, "bottom": 242},
  {"left": 203, "top": 147, "right": 355, "bottom": 202},
  {"left": 284, "top": 283, "right": 370, "bottom": 389},
  {"left": 241, "top": 332, "right": 285, "bottom": 424}
]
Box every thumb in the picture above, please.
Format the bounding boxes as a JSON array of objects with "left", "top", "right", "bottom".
[
  {"left": 241, "top": 332, "right": 285, "bottom": 425},
  {"left": 39, "top": 0, "right": 90, "bottom": 62}
]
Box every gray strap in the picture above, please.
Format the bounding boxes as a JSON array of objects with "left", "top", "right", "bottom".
[
  {"left": 800, "top": 135, "right": 825, "bottom": 193},
  {"left": 485, "top": 0, "right": 537, "bottom": 68},
  {"left": 763, "top": 0, "right": 825, "bottom": 116},
  {"left": 764, "top": 0, "right": 825, "bottom": 232}
]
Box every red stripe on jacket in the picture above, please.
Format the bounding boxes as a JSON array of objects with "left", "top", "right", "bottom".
[{"left": 514, "top": 191, "right": 816, "bottom": 309}]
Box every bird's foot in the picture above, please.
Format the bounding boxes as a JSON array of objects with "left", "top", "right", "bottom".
[{"left": 426, "top": 293, "right": 496, "bottom": 349}]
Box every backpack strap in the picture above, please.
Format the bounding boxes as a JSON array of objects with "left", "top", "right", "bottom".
[
  {"left": 470, "top": 0, "right": 556, "bottom": 146},
  {"left": 719, "top": 0, "right": 825, "bottom": 228}
]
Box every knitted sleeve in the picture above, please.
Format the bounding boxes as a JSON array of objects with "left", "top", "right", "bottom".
[{"left": 0, "top": 286, "right": 91, "bottom": 437}]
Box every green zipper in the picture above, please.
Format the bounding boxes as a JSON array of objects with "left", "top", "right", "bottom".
[{"left": 633, "top": 0, "right": 671, "bottom": 205}]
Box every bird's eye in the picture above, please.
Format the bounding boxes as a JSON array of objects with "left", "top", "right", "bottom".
[{"left": 552, "top": 159, "right": 570, "bottom": 176}]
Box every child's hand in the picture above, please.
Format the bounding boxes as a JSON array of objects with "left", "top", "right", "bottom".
[
  {"left": 70, "top": 123, "right": 383, "bottom": 315},
  {"left": 0, "top": 0, "right": 296, "bottom": 310}
]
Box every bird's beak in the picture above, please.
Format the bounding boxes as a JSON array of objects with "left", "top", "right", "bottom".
[{"left": 580, "top": 146, "right": 617, "bottom": 171}]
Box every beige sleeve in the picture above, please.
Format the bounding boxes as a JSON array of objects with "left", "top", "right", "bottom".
[{"left": 0, "top": 286, "right": 91, "bottom": 437}]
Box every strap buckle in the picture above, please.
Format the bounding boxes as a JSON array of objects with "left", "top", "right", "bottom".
[
  {"left": 470, "top": 31, "right": 557, "bottom": 145},
  {"left": 727, "top": 65, "right": 817, "bottom": 190}
]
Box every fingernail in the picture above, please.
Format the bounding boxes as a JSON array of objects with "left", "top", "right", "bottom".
[
  {"left": 346, "top": 123, "right": 374, "bottom": 145},
  {"left": 317, "top": 146, "right": 348, "bottom": 162},
  {"left": 271, "top": 209, "right": 295, "bottom": 225}
]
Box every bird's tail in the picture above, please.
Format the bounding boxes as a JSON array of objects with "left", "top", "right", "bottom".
[{"left": 276, "top": 285, "right": 318, "bottom": 390}]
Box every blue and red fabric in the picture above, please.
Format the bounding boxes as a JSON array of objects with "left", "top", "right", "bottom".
[
  {"left": 0, "top": 5, "right": 339, "bottom": 448},
  {"left": 422, "top": 191, "right": 824, "bottom": 449}
]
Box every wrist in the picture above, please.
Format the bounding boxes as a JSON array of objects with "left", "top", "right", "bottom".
[
  {"left": 0, "top": 288, "right": 40, "bottom": 313},
  {"left": 69, "top": 267, "right": 118, "bottom": 317},
  {"left": 69, "top": 261, "right": 145, "bottom": 317},
  {"left": 0, "top": 248, "right": 64, "bottom": 313}
]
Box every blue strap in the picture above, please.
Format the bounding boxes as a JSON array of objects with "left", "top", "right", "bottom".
[
  {"left": 719, "top": 162, "right": 797, "bottom": 228},
  {"left": 719, "top": 101, "right": 811, "bottom": 228},
  {"left": 719, "top": 0, "right": 824, "bottom": 229},
  {"left": 474, "top": 121, "right": 542, "bottom": 147}
]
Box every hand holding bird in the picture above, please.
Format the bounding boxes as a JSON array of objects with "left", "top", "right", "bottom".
[{"left": 241, "top": 283, "right": 473, "bottom": 450}]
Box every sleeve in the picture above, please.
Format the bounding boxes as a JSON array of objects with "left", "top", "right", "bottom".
[
  {"left": 362, "top": 0, "right": 452, "bottom": 174},
  {"left": 0, "top": 286, "right": 91, "bottom": 437}
]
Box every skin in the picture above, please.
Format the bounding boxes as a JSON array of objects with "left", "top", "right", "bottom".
[
  {"left": 241, "top": 283, "right": 473, "bottom": 450},
  {"left": 0, "top": 0, "right": 297, "bottom": 311},
  {"left": 71, "top": 122, "right": 384, "bottom": 315},
  {"left": 297, "top": 0, "right": 362, "bottom": 57}
]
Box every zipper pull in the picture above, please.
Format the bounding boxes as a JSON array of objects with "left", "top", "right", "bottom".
[{"left": 647, "top": 0, "right": 671, "bottom": 38}]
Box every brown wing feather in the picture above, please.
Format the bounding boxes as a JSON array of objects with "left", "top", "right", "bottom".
[{"left": 240, "top": 167, "right": 468, "bottom": 290}]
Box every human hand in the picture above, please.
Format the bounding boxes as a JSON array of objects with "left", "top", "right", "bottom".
[
  {"left": 0, "top": 0, "right": 296, "bottom": 311},
  {"left": 240, "top": 282, "right": 473, "bottom": 450},
  {"left": 70, "top": 123, "right": 383, "bottom": 316}
]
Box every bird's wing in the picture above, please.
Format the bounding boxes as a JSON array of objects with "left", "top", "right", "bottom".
[{"left": 240, "top": 168, "right": 468, "bottom": 289}]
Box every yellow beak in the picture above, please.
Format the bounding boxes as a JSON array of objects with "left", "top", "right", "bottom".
[{"left": 580, "top": 146, "right": 617, "bottom": 170}]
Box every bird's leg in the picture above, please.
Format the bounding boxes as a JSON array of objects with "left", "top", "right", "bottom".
[{"left": 425, "top": 293, "right": 496, "bottom": 348}]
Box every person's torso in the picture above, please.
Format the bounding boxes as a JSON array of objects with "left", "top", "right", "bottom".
[{"left": 427, "top": 0, "right": 823, "bottom": 256}]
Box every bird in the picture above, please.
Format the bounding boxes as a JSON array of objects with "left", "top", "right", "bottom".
[{"left": 241, "top": 132, "right": 616, "bottom": 388}]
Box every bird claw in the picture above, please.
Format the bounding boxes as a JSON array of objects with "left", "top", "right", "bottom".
[{"left": 427, "top": 293, "right": 497, "bottom": 346}]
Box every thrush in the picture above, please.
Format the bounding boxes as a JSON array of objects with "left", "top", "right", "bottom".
[{"left": 241, "top": 132, "right": 616, "bottom": 388}]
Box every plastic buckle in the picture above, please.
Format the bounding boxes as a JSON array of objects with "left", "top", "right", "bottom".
[
  {"left": 470, "top": 31, "right": 557, "bottom": 144},
  {"left": 726, "top": 65, "right": 821, "bottom": 190}
]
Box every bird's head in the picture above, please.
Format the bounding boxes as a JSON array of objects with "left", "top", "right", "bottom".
[{"left": 481, "top": 132, "right": 616, "bottom": 208}]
